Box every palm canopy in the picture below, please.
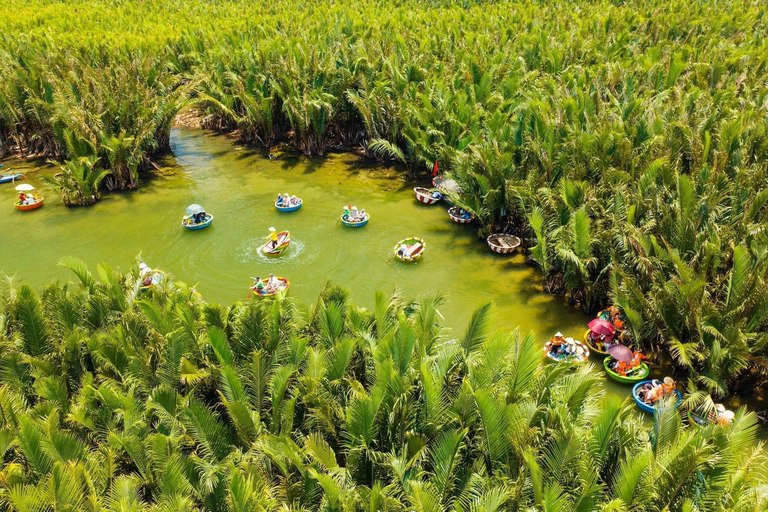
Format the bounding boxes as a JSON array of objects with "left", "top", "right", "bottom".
[{"left": 0, "top": 261, "right": 764, "bottom": 510}]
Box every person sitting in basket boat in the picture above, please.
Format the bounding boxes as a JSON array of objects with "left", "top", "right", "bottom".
[
  {"left": 716, "top": 404, "right": 735, "bottom": 426},
  {"left": 267, "top": 273, "right": 279, "bottom": 292},
  {"left": 564, "top": 337, "right": 578, "bottom": 358},
  {"left": 142, "top": 273, "right": 154, "bottom": 287},
  {"left": 614, "top": 351, "right": 647, "bottom": 376},
  {"left": 610, "top": 305, "right": 626, "bottom": 330},
  {"left": 639, "top": 377, "right": 676, "bottom": 405},
  {"left": 587, "top": 330, "right": 611, "bottom": 351},
  {"left": 549, "top": 332, "right": 566, "bottom": 357},
  {"left": 290, "top": 195, "right": 299, "bottom": 205},
  {"left": 600, "top": 333, "right": 614, "bottom": 351},
  {"left": 276, "top": 194, "right": 284, "bottom": 206},
  {"left": 252, "top": 276, "right": 265, "bottom": 293}
]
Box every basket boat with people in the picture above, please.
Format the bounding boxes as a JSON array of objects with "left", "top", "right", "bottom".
[
  {"left": 341, "top": 205, "right": 369, "bottom": 227},
  {"left": 138, "top": 261, "right": 165, "bottom": 293},
  {"left": 632, "top": 378, "right": 682, "bottom": 413},
  {"left": 394, "top": 237, "right": 425, "bottom": 262},
  {"left": 14, "top": 184, "right": 43, "bottom": 211},
  {"left": 262, "top": 228, "right": 291, "bottom": 255},
  {"left": 603, "top": 350, "right": 650, "bottom": 383},
  {"left": 181, "top": 204, "right": 213, "bottom": 230},
  {"left": 585, "top": 306, "right": 634, "bottom": 356},
  {"left": 249, "top": 274, "right": 290, "bottom": 297},
  {"left": 543, "top": 332, "right": 590, "bottom": 363},
  {"left": 275, "top": 193, "right": 302, "bottom": 212},
  {"left": 687, "top": 402, "right": 735, "bottom": 428}
]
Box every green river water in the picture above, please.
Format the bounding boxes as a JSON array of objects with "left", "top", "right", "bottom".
[{"left": 1, "top": 127, "right": 765, "bottom": 435}]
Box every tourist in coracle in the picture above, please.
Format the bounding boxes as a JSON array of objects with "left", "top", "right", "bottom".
[
  {"left": 551, "top": 332, "right": 566, "bottom": 357},
  {"left": 267, "top": 273, "right": 279, "bottom": 292}
]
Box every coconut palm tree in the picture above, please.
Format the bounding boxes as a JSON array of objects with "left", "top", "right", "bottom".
[{"left": 1, "top": 262, "right": 766, "bottom": 510}]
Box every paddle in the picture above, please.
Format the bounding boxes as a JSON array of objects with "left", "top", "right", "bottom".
[{"left": 386, "top": 246, "right": 402, "bottom": 264}]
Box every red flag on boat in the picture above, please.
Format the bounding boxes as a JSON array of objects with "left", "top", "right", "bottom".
[{"left": 432, "top": 160, "right": 439, "bottom": 177}]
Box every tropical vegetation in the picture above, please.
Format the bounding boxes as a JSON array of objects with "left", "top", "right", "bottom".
[
  {"left": 1, "top": 0, "right": 767, "bottom": 395},
  {"left": 0, "top": 261, "right": 766, "bottom": 510}
]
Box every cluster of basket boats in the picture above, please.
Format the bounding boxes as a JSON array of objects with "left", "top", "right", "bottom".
[
  {"left": 169, "top": 175, "right": 526, "bottom": 297},
  {"left": 546, "top": 305, "right": 734, "bottom": 425},
  {"left": 414, "top": 176, "right": 523, "bottom": 254}
]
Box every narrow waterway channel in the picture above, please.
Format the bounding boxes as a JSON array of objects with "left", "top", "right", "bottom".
[{"left": 1, "top": 127, "right": 765, "bottom": 438}]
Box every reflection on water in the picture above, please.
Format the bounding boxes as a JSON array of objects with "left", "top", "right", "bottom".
[{"left": 0, "top": 127, "right": 765, "bottom": 440}]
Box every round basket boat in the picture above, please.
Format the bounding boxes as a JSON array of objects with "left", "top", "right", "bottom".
[
  {"left": 543, "top": 340, "right": 590, "bottom": 363},
  {"left": 584, "top": 329, "right": 610, "bottom": 356},
  {"left": 603, "top": 356, "right": 650, "bottom": 384},
  {"left": 14, "top": 197, "right": 44, "bottom": 211},
  {"left": 486, "top": 233, "right": 521, "bottom": 254},
  {"left": 139, "top": 270, "right": 165, "bottom": 293},
  {"left": 632, "top": 380, "right": 682, "bottom": 414},
  {"left": 394, "top": 237, "right": 426, "bottom": 262},
  {"left": 275, "top": 199, "right": 302, "bottom": 212},
  {"left": 182, "top": 214, "right": 213, "bottom": 230},
  {"left": 250, "top": 277, "right": 290, "bottom": 298},
  {"left": 414, "top": 187, "right": 442, "bottom": 205},
  {"left": 448, "top": 206, "right": 474, "bottom": 224},
  {"left": 262, "top": 230, "right": 291, "bottom": 255},
  {"left": 341, "top": 212, "right": 370, "bottom": 227}
]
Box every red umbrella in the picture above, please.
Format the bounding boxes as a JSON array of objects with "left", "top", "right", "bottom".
[
  {"left": 607, "top": 344, "right": 634, "bottom": 363},
  {"left": 588, "top": 318, "right": 615, "bottom": 336}
]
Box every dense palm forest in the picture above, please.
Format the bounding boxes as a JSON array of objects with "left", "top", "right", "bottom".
[
  {"left": 0, "top": 262, "right": 766, "bottom": 510},
  {"left": 1, "top": 1, "right": 768, "bottom": 397}
]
